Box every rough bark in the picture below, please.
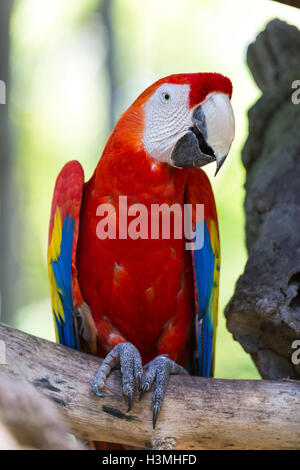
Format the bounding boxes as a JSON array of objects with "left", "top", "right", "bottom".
[
  {"left": 225, "top": 19, "right": 300, "bottom": 380},
  {"left": 0, "top": 323, "right": 300, "bottom": 449}
]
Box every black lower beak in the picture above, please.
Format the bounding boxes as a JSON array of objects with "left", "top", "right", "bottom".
[
  {"left": 171, "top": 104, "right": 216, "bottom": 169},
  {"left": 171, "top": 128, "right": 216, "bottom": 169}
]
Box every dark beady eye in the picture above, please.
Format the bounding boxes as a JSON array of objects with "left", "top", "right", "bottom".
[{"left": 160, "top": 91, "right": 171, "bottom": 103}]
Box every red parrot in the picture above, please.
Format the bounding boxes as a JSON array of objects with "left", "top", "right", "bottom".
[{"left": 48, "top": 73, "right": 234, "bottom": 437}]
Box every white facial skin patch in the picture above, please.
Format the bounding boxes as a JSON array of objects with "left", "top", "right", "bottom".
[{"left": 143, "top": 84, "right": 192, "bottom": 165}]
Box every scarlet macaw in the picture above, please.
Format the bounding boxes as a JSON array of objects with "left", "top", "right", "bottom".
[{"left": 48, "top": 73, "right": 234, "bottom": 431}]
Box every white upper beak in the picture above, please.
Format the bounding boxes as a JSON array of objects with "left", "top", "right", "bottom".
[{"left": 201, "top": 92, "right": 235, "bottom": 172}]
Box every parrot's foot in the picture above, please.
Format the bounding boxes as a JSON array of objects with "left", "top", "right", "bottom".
[
  {"left": 140, "top": 355, "right": 188, "bottom": 429},
  {"left": 93, "top": 342, "right": 143, "bottom": 412}
]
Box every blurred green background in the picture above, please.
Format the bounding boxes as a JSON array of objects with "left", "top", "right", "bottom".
[{"left": 2, "top": 0, "right": 300, "bottom": 379}]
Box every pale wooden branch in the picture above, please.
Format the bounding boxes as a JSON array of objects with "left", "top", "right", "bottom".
[
  {"left": 0, "top": 324, "right": 300, "bottom": 449},
  {"left": 0, "top": 422, "right": 22, "bottom": 450},
  {"left": 0, "top": 372, "right": 85, "bottom": 449}
]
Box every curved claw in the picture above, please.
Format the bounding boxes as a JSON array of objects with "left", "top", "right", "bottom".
[
  {"left": 139, "top": 383, "right": 149, "bottom": 401},
  {"left": 137, "top": 373, "right": 142, "bottom": 392},
  {"left": 127, "top": 391, "right": 133, "bottom": 412},
  {"left": 93, "top": 389, "right": 108, "bottom": 398},
  {"left": 153, "top": 404, "right": 159, "bottom": 429},
  {"left": 93, "top": 379, "right": 108, "bottom": 397}
]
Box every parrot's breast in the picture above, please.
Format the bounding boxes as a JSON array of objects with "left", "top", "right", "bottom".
[{"left": 77, "top": 158, "right": 195, "bottom": 365}]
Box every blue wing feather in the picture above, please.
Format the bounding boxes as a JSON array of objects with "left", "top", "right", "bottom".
[
  {"left": 48, "top": 160, "right": 97, "bottom": 354},
  {"left": 192, "top": 220, "right": 217, "bottom": 377},
  {"left": 50, "top": 215, "right": 79, "bottom": 349}
]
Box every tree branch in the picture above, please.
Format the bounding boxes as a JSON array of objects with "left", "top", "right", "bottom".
[
  {"left": 0, "top": 324, "right": 299, "bottom": 449},
  {"left": 0, "top": 372, "right": 84, "bottom": 449}
]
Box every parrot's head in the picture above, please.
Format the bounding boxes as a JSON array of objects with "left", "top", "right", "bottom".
[{"left": 119, "top": 73, "right": 235, "bottom": 175}]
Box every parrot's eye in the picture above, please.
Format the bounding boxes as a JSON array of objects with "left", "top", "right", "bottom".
[{"left": 160, "top": 91, "right": 171, "bottom": 103}]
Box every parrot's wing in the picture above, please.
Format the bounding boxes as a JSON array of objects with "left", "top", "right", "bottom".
[
  {"left": 48, "top": 161, "right": 97, "bottom": 352},
  {"left": 185, "top": 169, "right": 220, "bottom": 377}
]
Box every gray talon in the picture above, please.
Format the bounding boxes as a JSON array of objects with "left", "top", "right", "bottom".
[
  {"left": 137, "top": 373, "right": 142, "bottom": 391},
  {"left": 139, "top": 382, "right": 149, "bottom": 401},
  {"left": 127, "top": 391, "right": 133, "bottom": 412},
  {"left": 141, "top": 355, "right": 188, "bottom": 429},
  {"left": 93, "top": 381, "right": 108, "bottom": 398},
  {"left": 93, "top": 342, "right": 143, "bottom": 412},
  {"left": 153, "top": 404, "right": 159, "bottom": 429}
]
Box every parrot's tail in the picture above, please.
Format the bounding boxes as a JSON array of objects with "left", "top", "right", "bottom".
[{"left": 198, "top": 315, "right": 214, "bottom": 377}]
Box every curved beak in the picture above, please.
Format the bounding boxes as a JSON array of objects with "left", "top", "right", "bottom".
[{"left": 171, "top": 92, "right": 235, "bottom": 175}]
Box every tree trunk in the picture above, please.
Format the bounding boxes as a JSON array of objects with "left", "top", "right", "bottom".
[{"left": 225, "top": 19, "right": 300, "bottom": 380}]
